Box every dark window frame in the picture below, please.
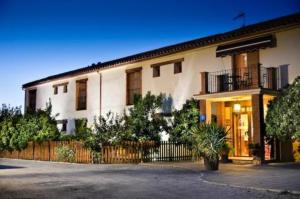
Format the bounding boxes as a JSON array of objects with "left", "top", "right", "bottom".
[
  {"left": 27, "top": 89, "right": 37, "bottom": 112},
  {"left": 153, "top": 65, "right": 160, "bottom": 77},
  {"left": 53, "top": 86, "right": 58, "bottom": 95},
  {"left": 57, "top": 119, "right": 68, "bottom": 132},
  {"left": 53, "top": 82, "right": 68, "bottom": 95},
  {"left": 76, "top": 79, "right": 88, "bottom": 111},
  {"left": 126, "top": 67, "right": 142, "bottom": 106},
  {"left": 63, "top": 84, "right": 68, "bottom": 93},
  {"left": 174, "top": 62, "right": 182, "bottom": 74}
]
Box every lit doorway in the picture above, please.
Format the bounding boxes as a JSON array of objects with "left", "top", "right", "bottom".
[{"left": 233, "top": 107, "right": 252, "bottom": 157}]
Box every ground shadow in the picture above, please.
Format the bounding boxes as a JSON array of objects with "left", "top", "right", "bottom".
[{"left": 0, "top": 165, "right": 24, "bottom": 169}]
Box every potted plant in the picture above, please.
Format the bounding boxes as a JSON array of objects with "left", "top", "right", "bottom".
[{"left": 192, "top": 123, "right": 227, "bottom": 170}]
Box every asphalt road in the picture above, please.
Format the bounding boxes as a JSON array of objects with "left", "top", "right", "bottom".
[{"left": 0, "top": 159, "right": 299, "bottom": 199}]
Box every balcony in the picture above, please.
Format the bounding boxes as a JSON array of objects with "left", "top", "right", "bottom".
[{"left": 200, "top": 65, "right": 286, "bottom": 94}]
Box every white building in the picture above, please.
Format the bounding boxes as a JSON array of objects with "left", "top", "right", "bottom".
[{"left": 23, "top": 13, "right": 300, "bottom": 162}]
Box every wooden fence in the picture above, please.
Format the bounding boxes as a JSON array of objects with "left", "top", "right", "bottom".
[
  {"left": 0, "top": 141, "right": 92, "bottom": 163},
  {"left": 0, "top": 141, "right": 194, "bottom": 164},
  {"left": 102, "top": 141, "right": 193, "bottom": 164}
]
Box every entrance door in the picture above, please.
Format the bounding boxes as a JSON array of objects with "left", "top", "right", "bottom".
[{"left": 233, "top": 112, "right": 251, "bottom": 156}]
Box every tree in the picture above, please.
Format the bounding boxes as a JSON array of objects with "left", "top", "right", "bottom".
[
  {"left": 84, "top": 112, "right": 128, "bottom": 152},
  {"left": 0, "top": 101, "right": 60, "bottom": 151},
  {"left": 26, "top": 102, "right": 60, "bottom": 142},
  {"left": 0, "top": 105, "right": 22, "bottom": 151},
  {"left": 266, "top": 76, "right": 300, "bottom": 140},
  {"left": 0, "top": 104, "right": 22, "bottom": 122},
  {"left": 125, "top": 92, "right": 169, "bottom": 142},
  {"left": 169, "top": 99, "right": 199, "bottom": 145}
]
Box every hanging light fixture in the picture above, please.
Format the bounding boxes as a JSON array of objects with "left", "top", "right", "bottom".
[{"left": 233, "top": 103, "right": 241, "bottom": 113}]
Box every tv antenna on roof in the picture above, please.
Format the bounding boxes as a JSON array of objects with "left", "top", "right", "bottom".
[{"left": 233, "top": 11, "right": 246, "bottom": 27}]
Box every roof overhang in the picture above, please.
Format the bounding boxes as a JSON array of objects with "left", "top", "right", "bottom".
[
  {"left": 216, "top": 35, "right": 276, "bottom": 57},
  {"left": 193, "top": 88, "right": 279, "bottom": 101}
]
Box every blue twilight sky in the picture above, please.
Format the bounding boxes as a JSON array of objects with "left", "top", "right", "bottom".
[{"left": 0, "top": 0, "right": 299, "bottom": 107}]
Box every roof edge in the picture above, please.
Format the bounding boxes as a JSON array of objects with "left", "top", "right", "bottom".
[{"left": 22, "top": 12, "right": 300, "bottom": 89}]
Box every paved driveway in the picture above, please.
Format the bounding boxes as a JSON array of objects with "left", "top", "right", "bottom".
[{"left": 0, "top": 159, "right": 299, "bottom": 199}]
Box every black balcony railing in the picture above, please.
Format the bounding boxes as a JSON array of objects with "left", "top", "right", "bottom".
[{"left": 205, "top": 65, "right": 283, "bottom": 94}]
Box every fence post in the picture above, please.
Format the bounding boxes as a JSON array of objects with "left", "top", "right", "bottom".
[
  {"left": 140, "top": 142, "right": 143, "bottom": 164},
  {"left": 32, "top": 141, "right": 35, "bottom": 160},
  {"left": 48, "top": 140, "right": 51, "bottom": 161}
]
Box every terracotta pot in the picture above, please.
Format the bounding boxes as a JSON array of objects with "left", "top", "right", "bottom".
[{"left": 203, "top": 156, "right": 219, "bottom": 170}]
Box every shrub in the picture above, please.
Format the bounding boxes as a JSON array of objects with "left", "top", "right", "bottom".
[
  {"left": 56, "top": 145, "right": 75, "bottom": 162},
  {"left": 0, "top": 104, "right": 22, "bottom": 122},
  {"left": 84, "top": 112, "right": 127, "bottom": 152},
  {"left": 0, "top": 101, "right": 60, "bottom": 151},
  {"left": 0, "top": 105, "right": 22, "bottom": 151},
  {"left": 84, "top": 92, "right": 169, "bottom": 151},
  {"left": 266, "top": 76, "right": 300, "bottom": 140},
  {"left": 74, "top": 118, "right": 92, "bottom": 141},
  {"left": 125, "top": 92, "right": 169, "bottom": 142},
  {"left": 169, "top": 99, "right": 199, "bottom": 145}
]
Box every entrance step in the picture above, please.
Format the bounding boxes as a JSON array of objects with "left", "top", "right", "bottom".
[{"left": 229, "top": 156, "right": 254, "bottom": 164}]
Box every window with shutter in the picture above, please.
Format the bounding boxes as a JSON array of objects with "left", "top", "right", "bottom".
[
  {"left": 153, "top": 66, "right": 160, "bottom": 77},
  {"left": 53, "top": 86, "right": 58, "bottom": 95},
  {"left": 27, "top": 89, "right": 37, "bottom": 112},
  {"left": 76, "top": 79, "right": 87, "bottom": 110},
  {"left": 63, "top": 84, "right": 68, "bottom": 93},
  {"left": 126, "top": 68, "right": 142, "bottom": 105},
  {"left": 174, "top": 62, "right": 182, "bottom": 74}
]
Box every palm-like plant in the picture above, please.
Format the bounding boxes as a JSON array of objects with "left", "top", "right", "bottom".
[{"left": 192, "top": 123, "right": 227, "bottom": 170}]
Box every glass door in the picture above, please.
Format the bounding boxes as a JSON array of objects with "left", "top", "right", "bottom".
[{"left": 233, "top": 111, "right": 251, "bottom": 157}]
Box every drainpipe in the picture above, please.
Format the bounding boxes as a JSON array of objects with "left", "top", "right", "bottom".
[
  {"left": 97, "top": 71, "right": 102, "bottom": 117},
  {"left": 24, "top": 89, "right": 27, "bottom": 113}
]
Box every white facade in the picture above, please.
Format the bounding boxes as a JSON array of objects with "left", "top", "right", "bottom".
[{"left": 24, "top": 27, "right": 300, "bottom": 134}]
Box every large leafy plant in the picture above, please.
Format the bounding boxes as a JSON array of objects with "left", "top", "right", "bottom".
[
  {"left": 0, "top": 105, "right": 22, "bottom": 151},
  {"left": 84, "top": 112, "right": 128, "bottom": 152},
  {"left": 169, "top": 99, "right": 199, "bottom": 145},
  {"left": 266, "top": 76, "right": 300, "bottom": 140},
  {"left": 0, "top": 101, "right": 60, "bottom": 151},
  {"left": 125, "top": 92, "right": 169, "bottom": 142},
  {"left": 74, "top": 118, "right": 92, "bottom": 140},
  {"left": 192, "top": 123, "right": 227, "bottom": 170}
]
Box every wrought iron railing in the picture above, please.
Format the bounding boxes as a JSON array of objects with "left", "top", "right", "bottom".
[{"left": 206, "top": 65, "right": 282, "bottom": 94}]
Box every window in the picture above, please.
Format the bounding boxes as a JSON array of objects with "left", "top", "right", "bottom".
[
  {"left": 63, "top": 84, "right": 68, "bottom": 93},
  {"left": 62, "top": 123, "right": 67, "bottom": 132},
  {"left": 57, "top": 120, "right": 68, "bottom": 132},
  {"left": 153, "top": 66, "right": 160, "bottom": 77},
  {"left": 53, "top": 86, "right": 58, "bottom": 95},
  {"left": 126, "top": 68, "right": 142, "bottom": 105},
  {"left": 76, "top": 79, "right": 87, "bottom": 110},
  {"left": 151, "top": 58, "right": 184, "bottom": 76},
  {"left": 53, "top": 82, "right": 68, "bottom": 94},
  {"left": 233, "top": 52, "right": 258, "bottom": 70},
  {"left": 174, "top": 62, "right": 182, "bottom": 74},
  {"left": 27, "top": 89, "right": 37, "bottom": 112}
]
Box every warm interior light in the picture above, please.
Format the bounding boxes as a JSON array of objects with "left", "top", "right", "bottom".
[{"left": 233, "top": 103, "right": 241, "bottom": 113}]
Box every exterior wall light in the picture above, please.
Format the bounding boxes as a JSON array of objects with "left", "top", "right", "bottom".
[{"left": 233, "top": 103, "right": 241, "bottom": 113}]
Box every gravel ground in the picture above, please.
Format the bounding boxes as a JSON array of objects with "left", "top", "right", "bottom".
[{"left": 0, "top": 158, "right": 299, "bottom": 199}]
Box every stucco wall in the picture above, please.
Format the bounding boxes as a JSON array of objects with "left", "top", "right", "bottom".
[
  {"left": 260, "top": 28, "right": 300, "bottom": 84},
  {"left": 33, "top": 72, "right": 100, "bottom": 133},
  {"left": 25, "top": 27, "right": 300, "bottom": 134}
]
